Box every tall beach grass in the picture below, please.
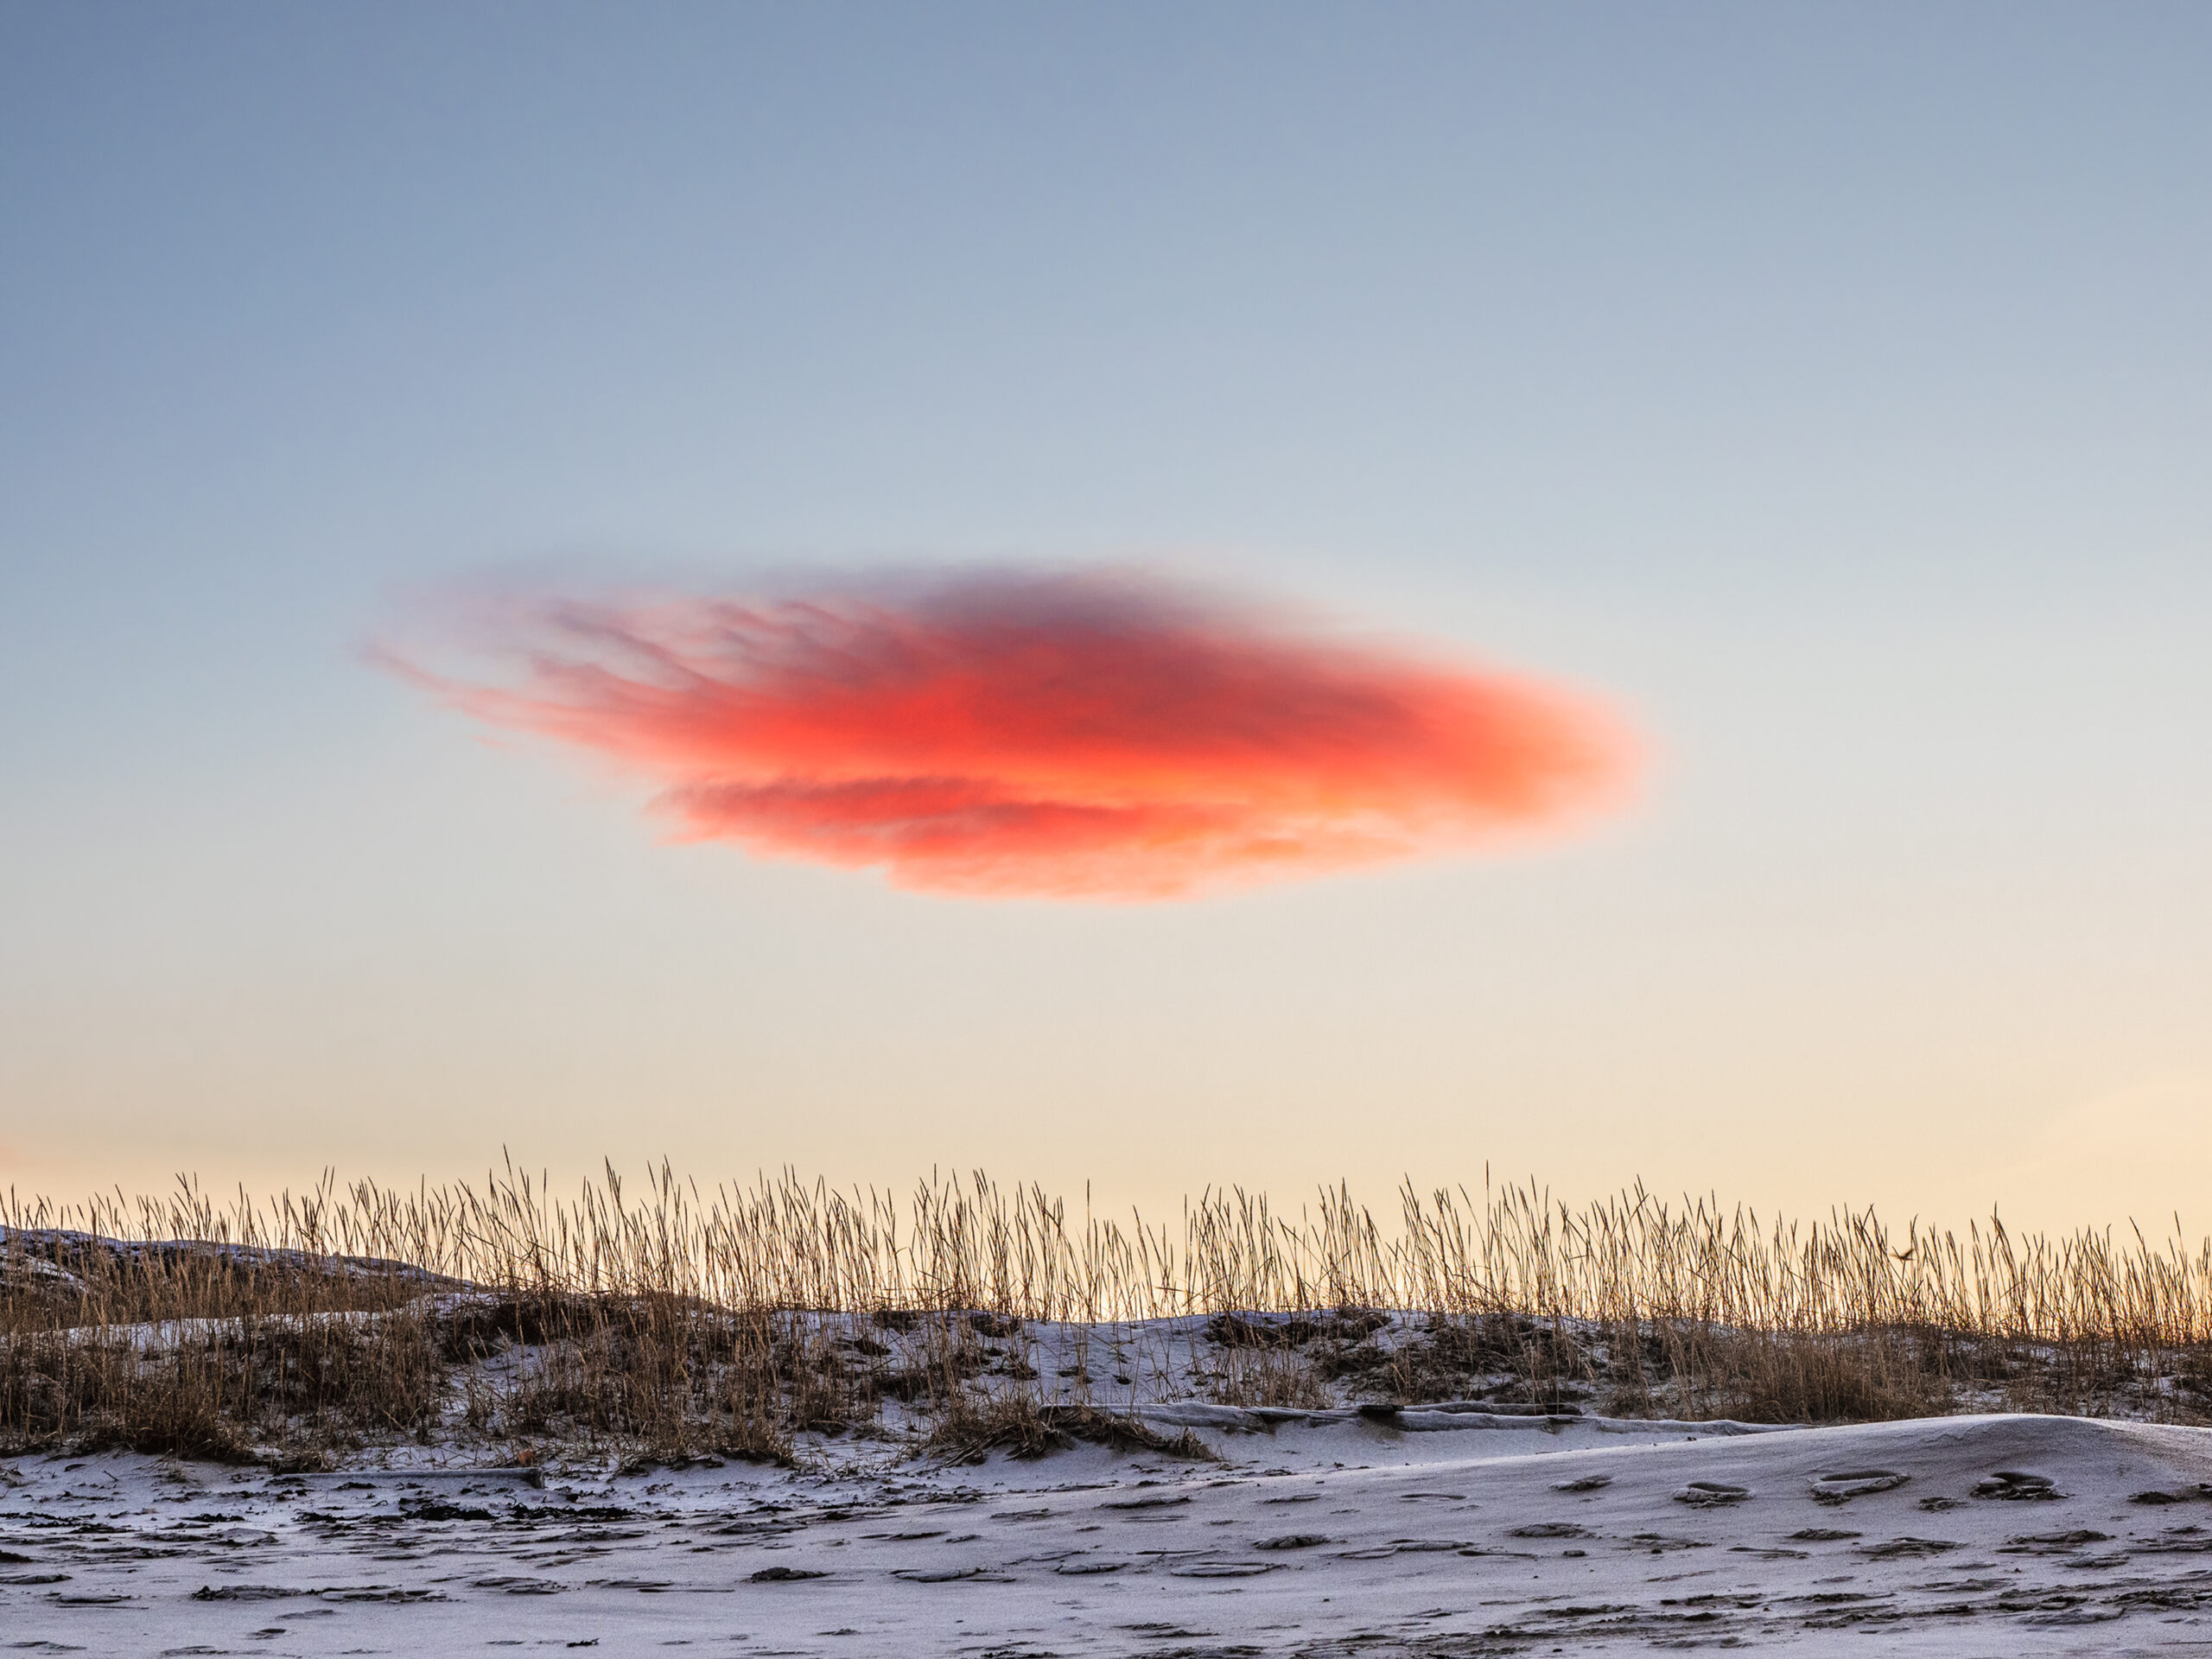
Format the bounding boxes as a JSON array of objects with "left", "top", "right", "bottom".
[{"left": 5, "top": 1165, "right": 2210, "bottom": 1465}]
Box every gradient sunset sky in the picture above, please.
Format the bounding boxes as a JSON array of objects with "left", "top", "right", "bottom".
[{"left": 3, "top": 4, "right": 2207, "bottom": 1231}]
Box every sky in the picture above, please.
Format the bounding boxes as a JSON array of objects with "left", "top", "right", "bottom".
[{"left": 2, "top": 3, "right": 2208, "bottom": 1235}]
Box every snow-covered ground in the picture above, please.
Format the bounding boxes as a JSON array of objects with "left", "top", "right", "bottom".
[{"left": 6, "top": 1408, "right": 2212, "bottom": 1655}]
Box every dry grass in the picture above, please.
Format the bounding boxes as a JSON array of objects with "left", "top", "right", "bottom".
[{"left": 6, "top": 1164, "right": 2211, "bottom": 1463}]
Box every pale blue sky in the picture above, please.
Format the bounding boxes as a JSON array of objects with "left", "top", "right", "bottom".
[{"left": 3, "top": 4, "right": 2207, "bottom": 1226}]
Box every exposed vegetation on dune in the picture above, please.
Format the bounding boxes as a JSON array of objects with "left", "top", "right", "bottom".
[{"left": 5, "top": 1166, "right": 2211, "bottom": 1466}]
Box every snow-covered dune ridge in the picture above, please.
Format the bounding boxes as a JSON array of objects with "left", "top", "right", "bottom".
[
  {"left": 10, "top": 1198, "right": 2212, "bottom": 1471},
  {"left": 0, "top": 1225, "right": 464, "bottom": 1313}
]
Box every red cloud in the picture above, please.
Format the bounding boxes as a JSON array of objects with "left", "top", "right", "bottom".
[{"left": 384, "top": 570, "right": 1637, "bottom": 899}]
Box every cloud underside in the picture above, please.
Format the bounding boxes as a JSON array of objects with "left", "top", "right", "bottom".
[{"left": 392, "top": 570, "right": 1636, "bottom": 899}]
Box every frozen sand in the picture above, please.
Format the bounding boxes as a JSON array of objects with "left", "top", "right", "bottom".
[{"left": 6, "top": 1410, "right": 2212, "bottom": 1655}]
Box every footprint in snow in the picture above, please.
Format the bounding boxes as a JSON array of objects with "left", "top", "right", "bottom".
[
  {"left": 1856, "top": 1536, "right": 1960, "bottom": 1559},
  {"left": 1999, "top": 1529, "right": 2109, "bottom": 1554},
  {"left": 1809, "top": 1471, "right": 1908, "bottom": 1503},
  {"left": 1675, "top": 1482, "right": 1751, "bottom": 1507},
  {"left": 1974, "top": 1471, "right": 2062, "bottom": 1501}
]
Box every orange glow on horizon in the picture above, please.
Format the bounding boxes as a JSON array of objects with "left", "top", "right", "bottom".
[{"left": 384, "top": 570, "right": 1638, "bottom": 899}]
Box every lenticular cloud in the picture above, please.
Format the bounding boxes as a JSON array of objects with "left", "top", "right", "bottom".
[{"left": 386, "top": 570, "right": 1636, "bottom": 899}]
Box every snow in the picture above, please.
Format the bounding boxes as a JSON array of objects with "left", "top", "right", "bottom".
[
  {"left": 5, "top": 1409, "right": 2212, "bottom": 1655},
  {"left": 8, "top": 1273, "right": 2211, "bottom": 1650}
]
